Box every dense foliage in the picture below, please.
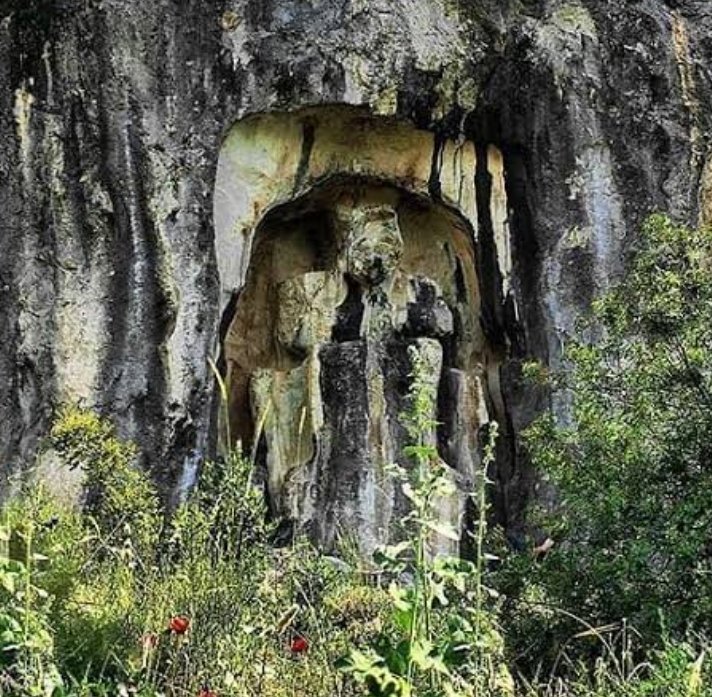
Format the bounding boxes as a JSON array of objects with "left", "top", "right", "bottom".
[{"left": 505, "top": 214, "right": 712, "bottom": 667}]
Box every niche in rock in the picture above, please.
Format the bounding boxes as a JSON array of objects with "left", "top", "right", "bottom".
[{"left": 214, "top": 108, "right": 509, "bottom": 553}]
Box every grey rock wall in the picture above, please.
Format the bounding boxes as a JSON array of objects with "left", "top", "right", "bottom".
[{"left": 1, "top": 0, "right": 710, "bottom": 541}]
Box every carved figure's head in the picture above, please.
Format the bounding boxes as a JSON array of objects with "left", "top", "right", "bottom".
[{"left": 336, "top": 203, "right": 403, "bottom": 287}]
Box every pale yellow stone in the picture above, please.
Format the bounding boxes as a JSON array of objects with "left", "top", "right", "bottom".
[
  {"left": 213, "top": 107, "right": 500, "bottom": 303},
  {"left": 672, "top": 13, "right": 704, "bottom": 172},
  {"left": 276, "top": 272, "right": 347, "bottom": 351},
  {"left": 251, "top": 358, "right": 323, "bottom": 517},
  {"left": 488, "top": 145, "right": 513, "bottom": 296},
  {"left": 699, "top": 153, "right": 712, "bottom": 228},
  {"left": 13, "top": 82, "right": 35, "bottom": 178},
  {"left": 337, "top": 203, "right": 404, "bottom": 286}
]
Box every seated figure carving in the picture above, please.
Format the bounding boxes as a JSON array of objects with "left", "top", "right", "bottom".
[{"left": 224, "top": 183, "right": 490, "bottom": 553}]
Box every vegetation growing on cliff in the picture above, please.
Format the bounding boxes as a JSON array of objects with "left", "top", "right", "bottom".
[
  {"left": 3, "top": 215, "right": 712, "bottom": 696},
  {"left": 505, "top": 214, "right": 712, "bottom": 662}
]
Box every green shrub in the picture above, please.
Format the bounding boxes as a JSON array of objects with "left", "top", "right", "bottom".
[
  {"left": 50, "top": 408, "right": 161, "bottom": 555},
  {"left": 516, "top": 215, "right": 712, "bottom": 658}
]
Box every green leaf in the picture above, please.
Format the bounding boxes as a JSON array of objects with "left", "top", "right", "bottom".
[
  {"left": 0, "top": 574, "right": 16, "bottom": 595},
  {"left": 425, "top": 520, "right": 460, "bottom": 541},
  {"left": 430, "top": 579, "right": 449, "bottom": 606},
  {"left": 410, "top": 639, "right": 433, "bottom": 669}
]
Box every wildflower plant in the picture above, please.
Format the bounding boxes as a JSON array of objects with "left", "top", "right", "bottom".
[
  {"left": 0, "top": 513, "right": 62, "bottom": 697},
  {"left": 341, "top": 345, "right": 512, "bottom": 697}
]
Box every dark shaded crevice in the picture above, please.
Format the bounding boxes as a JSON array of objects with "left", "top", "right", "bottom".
[
  {"left": 382, "top": 339, "right": 418, "bottom": 518},
  {"left": 428, "top": 132, "right": 445, "bottom": 201},
  {"left": 65, "top": 97, "right": 94, "bottom": 263},
  {"left": 293, "top": 118, "right": 316, "bottom": 194},
  {"left": 500, "top": 146, "right": 546, "bottom": 359},
  {"left": 473, "top": 140, "right": 530, "bottom": 534},
  {"left": 217, "top": 289, "right": 242, "bottom": 373},
  {"left": 454, "top": 257, "right": 467, "bottom": 303},
  {"left": 332, "top": 275, "right": 364, "bottom": 343},
  {"left": 435, "top": 365, "right": 457, "bottom": 471},
  {"left": 6, "top": 0, "right": 56, "bottom": 91},
  {"left": 396, "top": 61, "right": 442, "bottom": 129},
  {"left": 474, "top": 142, "right": 506, "bottom": 350},
  {"left": 95, "top": 163, "right": 132, "bottom": 404}
]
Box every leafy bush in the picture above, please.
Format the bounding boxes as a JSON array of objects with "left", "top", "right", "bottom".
[
  {"left": 515, "top": 215, "right": 712, "bottom": 656},
  {"left": 50, "top": 408, "right": 161, "bottom": 555}
]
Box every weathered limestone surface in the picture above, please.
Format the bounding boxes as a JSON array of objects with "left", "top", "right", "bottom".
[{"left": 1, "top": 0, "right": 711, "bottom": 543}]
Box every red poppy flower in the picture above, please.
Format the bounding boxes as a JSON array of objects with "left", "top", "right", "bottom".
[
  {"left": 290, "top": 636, "right": 309, "bottom": 654},
  {"left": 168, "top": 615, "right": 190, "bottom": 634},
  {"left": 198, "top": 685, "right": 216, "bottom": 697}
]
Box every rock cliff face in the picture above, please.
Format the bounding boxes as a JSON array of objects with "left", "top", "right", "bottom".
[{"left": 1, "top": 0, "right": 710, "bottom": 546}]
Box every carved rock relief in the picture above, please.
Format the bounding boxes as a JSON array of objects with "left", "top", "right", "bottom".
[{"left": 215, "top": 108, "right": 511, "bottom": 553}]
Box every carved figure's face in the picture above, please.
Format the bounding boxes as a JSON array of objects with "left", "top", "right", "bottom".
[{"left": 338, "top": 204, "right": 403, "bottom": 287}]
